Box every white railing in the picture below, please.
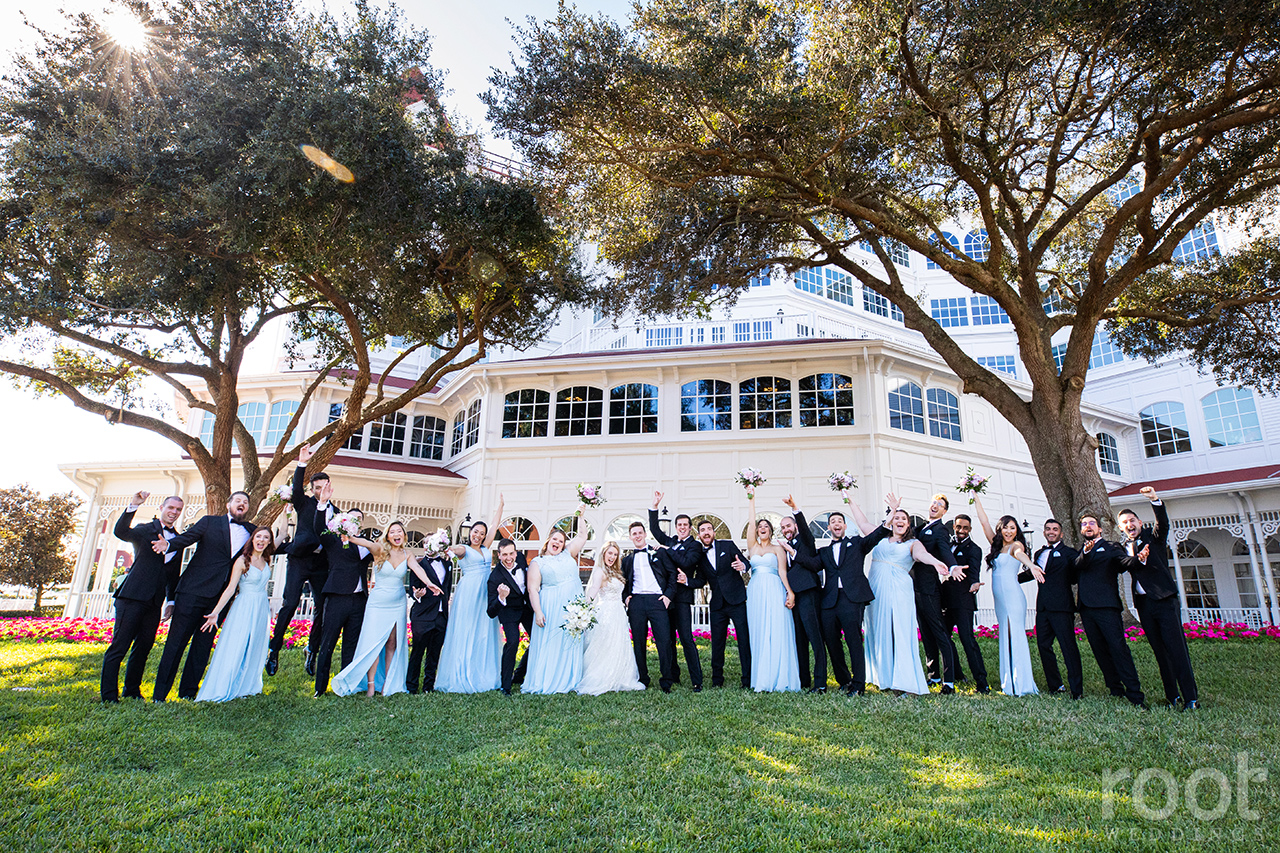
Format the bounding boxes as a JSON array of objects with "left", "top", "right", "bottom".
[
  {"left": 80, "top": 592, "right": 116, "bottom": 620},
  {"left": 1184, "top": 607, "right": 1265, "bottom": 629}
]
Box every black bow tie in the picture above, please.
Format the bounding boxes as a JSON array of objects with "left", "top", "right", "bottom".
[{"left": 163, "top": 527, "right": 176, "bottom": 534}]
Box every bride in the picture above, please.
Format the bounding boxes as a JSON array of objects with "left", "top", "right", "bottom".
[{"left": 577, "top": 538, "right": 645, "bottom": 695}]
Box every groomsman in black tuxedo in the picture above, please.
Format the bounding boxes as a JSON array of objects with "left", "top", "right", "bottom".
[
  {"left": 782, "top": 496, "right": 830, "bottom": 693},
  {"left": 150, "top": 491, "right": 256, "bottom": 701},
  {"left": 648, "top": 492, "right": 706, "bottom": 691},
  {"left": 915, "top": 494, "right": 959, "bottom": 693},
  {"left": 1119, "top": 487, "right": 1199, "bottom": 709},
  {"left": 313, "top": 506, "right": 373, "bottom": 697},
  {"left": 1075, "top": 512, "right": 1147, "bottom": 707},
  {"left": 621, "top": 521, "right": 677, "bottom": 692},
  {"left": 1018, "top": 519, "right": 1083, "bottom": 698},
  {"left": 267, "top": 444, "right": 331, "bottom": 677},
  {"left": 407, "top": 545, "right": 454, "bottom": 694},
  {"left": 943, "top": 514, "right": 990, "bottom": 694},
  {"left": 488, "top": 539, "right": 534, "bottom": 695},
  {"left": 101, "top": 492, "right": 186, "bottom": 702},
  {"left": 817, "top": 495, "right": 895, "bottom": 695},
  {"left": 690, "top": 518, "right": 751, "bottom": 688}
]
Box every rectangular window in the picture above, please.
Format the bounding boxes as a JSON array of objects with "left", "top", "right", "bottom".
[
  {"left": 863, "top": 288, "right": 903, "bottom": 322},
  {"left": 794, "top": 267, "right": 823, "bottom": 295},
  {"left": 367, "top": 413, "right": 406, "bottom": 456},
  {"left": 826, "top": 269, "right": 857, "bottom": 306},
  {"left": 710, "top": 325, "right": 724, "bottom": 344},
  {"left": 930, "top": 298, "right": 969, "bottom": 328},
  {"left": 1235, "top": 563, "right": 1260, "bottom": 609},
  {"left": 976, "top": 355, "right": 1017, "bottom": 378},
  {"left": 1052, "top": 342, "right": 1068, "bottom": 372},
  {"left": 410, "top": 415, "right": 445, "bottom": 461},
  {"left": 1183, "top": 564, "right": 1218, "bottom": 609},
  {"left": 328, "top": 403, "right": 362, "bottom": 450},
  {"left": 645, "top": 326, "right": 683, "bottom": 348},
  {"left": 733, "top": 321, "right": 752, "bottom": 343},
  {"left": 970, "top": 295, "right": 1011, "bottom": 325},
  {"left": 1089, "top": 327, "right": 1126, "bottom": 369}
]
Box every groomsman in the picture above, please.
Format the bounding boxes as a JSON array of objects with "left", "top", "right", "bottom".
[
  {"left": 817, "top": 496, "right": 895, "bottom": 695},
  {"left": 649, "top": 492, "right": 706, "bottom": 690},
  {"left": 943, "top": 514, "right": 990, "bottom": 694},
  {"left": 1120, "top": 487, "right": 1199, "bottom": 709},
  {"left": 1018, "top": 519, "right": 1083, "bottom": 698},
  {"left": 407, "top": 545, "right": 454, "bottom": 694},
  {"left": 691, "top": 518, "right": 751, "bottom": 688},
  {"left": 150, "top": 491, "right": 256, "bottom": 701},
  {"left": 313, "top": 506, "right": 372, "bottom": 697},
  {"left": 101, "top": 492, "right": 185, "bottom": 702},
  {"left": 1075, "top": 513, "right": 1147, "bottom": 707},
  {"left": 621, "top": 521, "right": 677, "bottom": 692},
  {"left": 915, "top": 494, "right": 959, "bottom": 693},
  {"left": 782, "top": 496, "right": 829, "bottom": 692},
  {"left": 488, "top": 539, "right": 534, "bottom": 695},
  {"left": 267, "top": 444, "right": 331, "bottom": 677}
]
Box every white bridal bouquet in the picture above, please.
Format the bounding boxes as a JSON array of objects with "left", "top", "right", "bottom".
[
  {"left": 734, "top": 467, "right": 767, "bottom": 496},
  {"left": 576, "top": 483, "right": 606, "bottom": 509},
  {"left": 956, "top": 467, "right": 990, "bottom": 504},
  {"left": 424, "top": 528, "right": 451, "bottom": 557},
  {"left": 828, "top": 471, "right": 857, "bottom": 503},
  {"left": 561, "top": 593, "right": 598, "bottom": 638},
  {"left": 268, "top": 484, "right": 292, "bottom": 504},
  {"left": 326, "top": 511, "right": 361, "bottom": 546}
]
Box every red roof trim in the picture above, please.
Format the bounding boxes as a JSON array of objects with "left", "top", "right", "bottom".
[
  {"left": 330, "top": 454, "right": 466, "bottom": 479},
  {"left": 1109, "top": 464, "right": 1280, "bottom": 497}
]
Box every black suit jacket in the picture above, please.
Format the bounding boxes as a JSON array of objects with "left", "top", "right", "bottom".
[
  {"left": 913, "top": 519, "right": 957, "bottom": 596},
  {"left": 1120, "top": 502, "right": 1179, "bottom": 601},
  {"left": 411, "top": 555, "right": 455, "bottom": 630},
  {"left": 689, "top": 539, "right": 748, "bottom": 610},
  {"left": 319, "top": 528, "right": 373, "bottom": 596},
  {"left": 942, "top": 537, "right": 984, "bottom": 610},
  {"left": 487, "top": 553, "right": 532, "bottom": 622},
  {"left": 1020, "top": 543, "right": 1080, "bottom": 612},
  {"left": 786, "top": 511, "right": 825, "bottom": 594},
  {"left": 647, "top": 510, "right": 703, "bottom": 604},
  {"left": 621, "top": 546, "right": 678, "bottom": 600},
  {"left": 819, "top": 525, "right": 891, "bottom": 607},
  {"left": 1073, "top": 537, "right": 1127, "bottom": 610},
  {"left": 112, "top": 510, "right": 184, "bottom": 607},
  {"left": 166, "top": 513, "right": 255, "bottom": 603},
  {"left": 286, "top": 466, "right": 327, "bottom": 570}
]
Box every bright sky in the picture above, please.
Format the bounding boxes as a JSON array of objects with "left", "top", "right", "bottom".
[{"left": 0, "top": 0, "right": 630, "bottom": 498}]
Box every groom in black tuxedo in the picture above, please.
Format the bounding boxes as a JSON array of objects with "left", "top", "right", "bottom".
[
  {"left": 915, "top": 494, "right": 959, "bottom": 693},
  {"left": 150, "top": 491, "right": 256, "bottom": 702},
  {"left": 621, "top": 521, "right": 677, "bottom": 692},
  {"left": 648, "top": 492, "right": 706, "bottom": 690},
  {"left": 488, "top": 539, "right": 534, "bottom": 695},
  {"left": 782, "top": 496, "right": 830, "bottom": 693},
  {"left": 313, "top": 506, "right": 373, "bottom": 697},
  {"left": 817, "top": 498, "right": 894, "bottom": 695},
  {"left": 690, "top": 519, "right": 751, "bottom": 688},
  {"left": 1075, "top": 513, "right": 1146, "bottom": 707},
  {"left": 407, "top": 547, "right": 454, "bottom": 694},
  {"left": 1019, "top": 519, "right": 1082, "bottom": 698},
  {"left": 102, "top": 491, "right": 186, "bottom": 702},
  {"left": 267, "top": 444, "right": 331, "bottom": 677},
  {"left": 943, "top": 514, "right": 990, "bottom": 693}
]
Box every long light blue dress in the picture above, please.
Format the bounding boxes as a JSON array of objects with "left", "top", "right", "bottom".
[
  {"left": 196, "top": 564, "right": 270, "bottom": 702},
  {"left": 992, "top": 553, "right": 1039, "bottom": 696},
  {"left": 522, "top": 551, "right": 584, "bottom": 694},
  {"left": 864, "top": 540, "right": 929, "bottom": 695},
  {"left": 435, "top": 546, "right": 502, "bottom": 693},
  {"left": 332, "top": 560, "right": 411, "bottom": 696},
  {"left": 745, "top": 553, "right": 800, "bottom": 692}
]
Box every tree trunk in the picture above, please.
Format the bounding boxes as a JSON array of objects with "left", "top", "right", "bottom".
[
  {"left": 1021, "top": 393, "right": 1119, "bottom": 545},
  {"left": 33, "top": 582, "right": 42, "bottom": 612}
]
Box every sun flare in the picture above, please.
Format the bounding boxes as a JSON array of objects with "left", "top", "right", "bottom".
[{"left": 100, "top": 8, "right": 150, "bottom": 53}]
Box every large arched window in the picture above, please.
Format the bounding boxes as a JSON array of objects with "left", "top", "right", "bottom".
[
  {"left": 798, "top": 373, "right": 854, "bottom": 427},
  {"left": 1177, "top": 539, "right": 1217, "bottom": 608},
  {"left": 680, "top": 380, "right": 732, "bottom": 431},
  {"left": 1201, "top": 388, "right": 1262, "bottom": 447},
  {"left": 368, "top": 412, "right": 406, "bottom": 455},
  {"left": 502, "top": 389, "right": 550, "bottom": 438},
  {"left": 964, "top": 229, "right": 990, "bottom": 262},
  {"left": 739, "top": 376, "right": 792, "bottom": 429},
  {"left": 1140, "top": 402, "right": 1193, "bottom": 457},
  {"left": 927, "top": 232, "right": 961, "bottom": 270},
  {"left": 555, "top": 386, "right": 604, "bottom": 436},
  {"left": 1097, "top": 432, "right": 1122, "bottom": 476},
  {"left": 926, "top": 389, "right": 962, "bottom": 441},
  {"left": 464, "top": 400, "right": 482, "bottom": 448},
  {"left": 888, "top": 381, "right": 925, "bottom": 434},
  {"left": 233, "top": 402, "right": 266, "bottom": 452},
  {"left": 499, "top": 517, "right": 540, "bottom": 562},
  {"left": 411, "top": 415, "right": 446, "bottom": 460},
  {"left": 609, "top": 383, "right": 658, "bottom": 434},
  {"left": 740, "top": 512, "right": 786, "bottom": 540},
  {"left": 689, "top": 513, "right": 731, "bottom": 540},
  {"left": 605, "top": 513, "right": 647, "bottom": 547},
  {"left": 264, "top": 401, "right": 299, "bottom": 447}
]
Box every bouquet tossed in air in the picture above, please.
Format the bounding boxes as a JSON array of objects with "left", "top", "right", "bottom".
[
  {"left": 576, "top": 483, "right": 605, "bottom": 509},
  {"left": 956, "top": 467, "right": 990, "bottom": 504},
  {"left": 734, "top": 467, "right": 767, "bottom": 497},
  {"left": 828, "top": 472, "right": 856, "bottom": 503}
]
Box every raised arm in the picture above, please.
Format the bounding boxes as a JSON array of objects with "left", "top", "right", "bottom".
[
  {"left": 405, "top": 554, "right": 439, "bottom": 593},
  {"left": 484, "top": 494, "right": 505, "bottom": 549},
  {"left": 201, "top": 557, "right": 247, "bottom": 631},
  {"left": 844, "top": 493, "right": 878, "bottom": 536},
  {"left": 972, "top": 495, "right": 996, "bottom": 545},
  {"left": 567, "top": 504, "right": 590, "bottom": 558},
  {"left": 909, "top": 540, "right": 951, "bottom": 580},
  {"left": 783, "top": 495, "right": 818, "bottom": 554},
  {"left": 746, "top": 494, "right": 759, "bottom": 550},
  {"left": 648, "top": 491, "right": 676, "bottom": 547}
]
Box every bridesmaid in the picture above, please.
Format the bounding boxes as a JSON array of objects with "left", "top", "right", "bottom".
[
  {"left": 973, "top": 496, "right": 1044, "bottom": 696},
  {"left": 744, "top": 492, "right": 801, "bottom": 692},
  {"left": 196, "top": 526, "right": 278, "bottom": 702},
  {"left": 332, "top": 523, "right": 437, "bottom": 697},
  {"left": 522, "top": 507, "right": 591, "bottom": 694},
  {"left": 435, "top": 496, "right": 506, "bottom": 693}
]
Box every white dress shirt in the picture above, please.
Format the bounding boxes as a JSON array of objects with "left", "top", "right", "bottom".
[{"left": 632, "top": 549, "right": 661, "bottom": 595}]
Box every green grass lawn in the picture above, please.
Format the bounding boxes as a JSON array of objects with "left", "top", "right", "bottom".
[{"left": 1, "top": 638, "right": 1276, "bottom": 852}]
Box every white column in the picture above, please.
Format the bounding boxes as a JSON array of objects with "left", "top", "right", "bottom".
[
  {"left": 1241, "top": 492, "right": 1280, "bottom": 625},
  {"left": 64, "top": 495, "right": 103, "bottom": 618}
]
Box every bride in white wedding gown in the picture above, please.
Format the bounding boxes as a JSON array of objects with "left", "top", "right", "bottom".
[{"left": 577, "top": 540, "right": 646, "bottom": 695}]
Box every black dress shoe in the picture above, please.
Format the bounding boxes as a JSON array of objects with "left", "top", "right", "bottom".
[
  {"left": 692, "top": 685, "right": 702, "bottom": 693},
  {"left": 265, "top": 651, "right": 279, "bottom": 676},
  {"left": 501, "top": 688, "right": 512, "bottom": 696},
  {"left": 975, "top": 685, "right": 991, "bottom": 694},
  {"left": 1181, "top": 699, "right": 1200, "bottom": 711},
  {"left": 312, "top": 690, "right": 326, "bottom": 698},
  {"left": 807, "top": 687, "right": 826, "bottom": 694},
  {"left": 305, "top": 649, "right": 317, "bottom": 677},
  {"left": 661, "top": 684, "right": 672, "bottom": 693},
  {"left": 940, "top": 684, "right": 956, "bottom": 695}
]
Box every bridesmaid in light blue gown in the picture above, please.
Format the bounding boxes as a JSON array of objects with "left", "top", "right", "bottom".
[
  {"left": 435, "top": 497, "right": 506, "bottom": 693},
  {"left": 743, "top": 493, "right": 800, "bottom": 692},
  {"left": 196, "top": 527, "right": 277, "bottom": 703},
  {"left": 523, "top": 507, "right": 591, "bottom": 694},
  {"left": 864, "top": 511, "right": 950, "bottom": 696},
  {"left": 333, "top": 523, "right": 438, "bottom": 697},
  {"left": 973, "top": 496, "right": 1043, "bottom": 696}
]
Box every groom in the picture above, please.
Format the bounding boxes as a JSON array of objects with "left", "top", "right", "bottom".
[
  {"left": 781, "top": 496, "right": 828, "bottom": 693},
  {"left": 693, "top": 518, "right": 751, "bottom": 688},
  {"left": 648, "top": 491, "right": 705, "bottom": 691},
  {"left": 488, "top": 539, "right": 533, "bottom": 695},
  {"left": 915, "top": 494, "right": 960, "bottom": 693},
  {"left": 622, "top": 521, "right": 677, "bottom": 692},
  {"left": 267, "top": 443, "right": 331, "bottom": 677}
]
